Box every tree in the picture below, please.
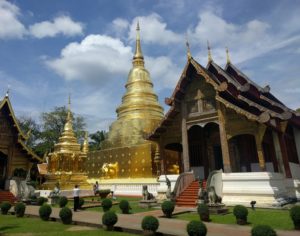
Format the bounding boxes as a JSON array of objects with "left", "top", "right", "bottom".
[
  {"left": 89, "top": 130, "right": 106, "bottom": 151},
  {"left": 18, "top": 116, "right": 41, "bottom": 149},
  {"left": 297, "top": 108, "right": 300, "bottom": 113}
]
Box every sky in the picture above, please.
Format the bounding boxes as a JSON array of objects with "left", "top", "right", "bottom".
[{"left": 0, "top": 0, "right": 300, "bottom": 133}]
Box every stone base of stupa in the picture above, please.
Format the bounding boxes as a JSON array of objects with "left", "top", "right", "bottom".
[{"left": 42, "top": 172, "right": 91, "bottom": 190}]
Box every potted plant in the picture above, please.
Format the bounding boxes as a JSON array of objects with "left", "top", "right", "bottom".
[
  {"left": 141, "top": 215, "right": 159, "bottom": 235},
  {"left": 197, "top": 204, "right": 210, "bottom": 222},
  {"left": 290, "top": 205, "right": 300, "bottom": 230},
  {"left": 186, "top": 220, "right": 207, "bottom": 236},
  {"left": 119, "top": 200, "right": 131, "bottom": 214},
  {"left": 14, "top": 202, "right": 26, "bottom": 217},
  {"left": 59, "top": 196, "right": 68, "bottom": 208},
  {"left": 102, "top": 198, "right": 113, "bottom": 212},
  {"left": 97, "top": 189, "right": 111, "bottom": 199},
  {"left": 0, "top": 201, "right": 12, "bottom": 215},
  {"left": 59, "top": 207, "right": 72, "bottom": 224},
  {"left": 102, "top": 211, "right": 118, "bottom": 231},
  {"left": 161, "top": 200, "right": 175, "bottom": 218},
  {"left": 39, "top": 204, "right": 52, "bottom": 221},
  {"left": 233, "top": 205, "right": 248, "bottom": 225}
]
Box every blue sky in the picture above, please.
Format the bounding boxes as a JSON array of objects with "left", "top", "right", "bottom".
[{"left": 0, "top": 0, "right": 300, "bottom": 133}]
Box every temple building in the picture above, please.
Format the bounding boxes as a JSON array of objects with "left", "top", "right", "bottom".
[
  {"left": 0, "top": 94, "right": 41, "bottom": 190},
  {"left": 148, "top": 44, "right": 300, "bottom": 205},
  {"left": 42, "top": 97, "right": 89, "bottom": 190},
  {"left": 86, "top": 23, "right": 164, "bottom": 179}
]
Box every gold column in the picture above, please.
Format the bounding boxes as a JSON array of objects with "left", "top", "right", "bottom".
[
  {"left": 217, "top": 102, "right": 231, "bottom": 173},
  {"left": 181, "top": 101, "right": 190, "bottom": 172},
  {"left": 255, "top": 124, "right": 267, "bottom": 171}
]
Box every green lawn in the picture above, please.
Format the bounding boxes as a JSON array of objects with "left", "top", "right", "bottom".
[
  {"left": 175, "top": 207, "right": 294, "bottom": 230},
  {"left": 0, "top": 215, "right": 135, "bottom": 236}
]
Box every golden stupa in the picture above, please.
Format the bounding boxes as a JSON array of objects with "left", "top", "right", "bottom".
[
  {"left": 43, "top": 97, "right": 90, "bottom": 189},
  {"left": 87, "top": 22, "right": 164, "bottom": 179}
]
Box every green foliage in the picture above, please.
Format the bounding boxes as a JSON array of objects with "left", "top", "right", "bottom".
[
  {"left": 37, "top": 197, "right": 48, "bottom": 206},
  {"left": 290, "top": 205, "right": 300, "bottom": 229},
  {"left": 89, "top": 130, "right": 106, "bottom": 151},
  {"left": 102, "top": 198, "right": 113, "bottom": 212},
  {"left": 197, "top": 204, "right": 210, "bottom": 221},
  {"left": 39, "top": 204, "right": 52, "bottom": 221},
  {"left": 186, "top": 220, "right": 207, "bottom": 236},
  {"left": 161, "top": 200, "right": 175, "bottom": 218},
  {"left": 14, "top": 202, "right": 26, "bottom": 217},
  {"left": 102, "top": 211, "right": 118, "bottom": 229},
  {"left": 251, "top": 225, "right": 277, "bottom": 236},
  {"left": 141, "top": 215, "right": 159, "bottom": 232},
  {"left": 79, "top": 198, "right": 85, "bottom": 208},
  {"left": 59, "top": 207, "right": 72, "bottom": 224},
  {"left": 0, "top": 201, "right": 12, "bottom": 215},
  {"left": 59, "top": 196, "right": 68, "bottom": 208},
  {"left": 97, "top": 189, "right": 111, "bottom": 199},
  {"left": 119, "top": 200, "right": 131, "bottom": 214},
  {"left": 233, "top": 205, "right": 248, "bottom": 220}
]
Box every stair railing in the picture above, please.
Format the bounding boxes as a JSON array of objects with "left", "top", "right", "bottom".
[{"left": 171, "top": 171, "right": 195, "bottom": 200}]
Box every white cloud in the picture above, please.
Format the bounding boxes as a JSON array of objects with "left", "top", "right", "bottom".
[
  {"left": 29, "top": 15, "right": 84, "bottom": 38},
  {"left": 111, "top": 18, "right": 129, "bottom": 35},
  {"left": 0, "top": 0, "right": 26, "bottom": 39},
  {"left": 45, "top": 34, "right": 132, "bottom": 82},
  {"left": 128, "top": 14, "right": 183, "bottom": 45}
]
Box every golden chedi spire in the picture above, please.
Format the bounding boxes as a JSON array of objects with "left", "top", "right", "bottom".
[
  {"left": 82, "top": 131, "right": 89, "bottom": 153},
  {"left": 101, "top": 22, "right": 164, "bottom": 148}
]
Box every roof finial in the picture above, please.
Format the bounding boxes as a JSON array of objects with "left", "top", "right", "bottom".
[
  {"left": 207, "top": 40, "right": 213, "bottom": 62},
  {"left": 185, "top": 34, "right": 192, "bottom": 60},
  {"left": 5, "top": 84, "right": 10, "bottom": 97},
  {"left": 226, "top": 47, "right": 231, "bottom": 64},
  {"left": 67, "top": 93, "right": 72, "bottom": 122},
  {"left": 132, "top": 20, "right": 144, "bottom": 67}
]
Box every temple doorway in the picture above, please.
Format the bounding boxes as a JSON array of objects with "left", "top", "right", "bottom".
[
  {"left": 188, "top": 123, "right": 221, "bottom": 179},
  {"left": 164, "top": 143, "right": 182, "bottom": 174},
  {"left": 0, "top": 151, "right": 8, "bottom": 189}
]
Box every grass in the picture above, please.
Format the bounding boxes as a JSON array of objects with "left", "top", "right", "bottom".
[
  {"left": 175, "top": 207, "right": 295, "bottom": 230},
  {"left": 0, "top": 214, "right": 135, "bottom": 236}
]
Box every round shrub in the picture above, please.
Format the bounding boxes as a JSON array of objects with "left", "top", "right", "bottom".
[
  {"left": 197, "top": 204, "right": 210, "bottom": 222},
  {"left": 39, "top": 204, "right": 52, "bottom": 221},
  {"left": 0, "top": 201, "right": 12, "bottom": 215},
  {"left": 186, "top": 220, "right": 207, "bottom": 236},
  {"left": 119, "top": 200, "right": 131, "bottom": 214},
  {"left": 59, "top": 196, "right": 68, "bottom": 208},
  {"left": 290, "top": 205, "right": 300, "bottom": 230},
  {"left": 141, "top": 215, "right": 159, "bottom": 233},
  {"left": 161, "top": 200, "right": 175, "bottom": 218},
  {"left": 102, "top": 211, "right": 118, "bottom": 230},
  {"left": 233, "top": 205, "right": 248, "bottom": 224},
  {"left": 98, "top": 189, "right": 111, "bottom": 199},
  {"left": 251, "top": 225, "right": 277, "bottom": 236},
  {"left": 79, "top": 198, "right": 84, "bottom": 208},
  {"left": 14, "top": 202, "right": 26, "bottom": 217},
  {"left": 59, "top": 207, "right": 72, "bottom": 224},
  {"left": 102, "top": 198, "right": 112, "bottom": 212},
  {"left": 37, "top": 197, "right": 47, "bottom": 206}
]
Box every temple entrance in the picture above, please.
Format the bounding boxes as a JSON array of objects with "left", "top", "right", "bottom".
[
  {"left": 164, "top": 143, "right": 182, "bottom": 174},
  {"left": 188, "top": 123, "right": 221, "bottom": 179},
  {"left": 229, "top": 134, "right": 259, "bottom": 172},
  {"left": 262, "top": 128, "right": 278, "bottom": 172},
  {"left": 0, "top": 151, "right": 8, "bottom": 189}
]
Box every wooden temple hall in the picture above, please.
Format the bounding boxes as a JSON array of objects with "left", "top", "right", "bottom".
[{"left": 149, "top": 47, "right": 300, "bottom": 180}]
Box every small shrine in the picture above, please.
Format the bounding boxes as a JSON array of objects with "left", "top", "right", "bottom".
[{"left": 42, "top": 97, "right": 89, "bottom": 190}]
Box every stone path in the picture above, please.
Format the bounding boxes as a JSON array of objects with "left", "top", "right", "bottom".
[{"left": 24, "top": 206, "right": 299, "bottom": 236}]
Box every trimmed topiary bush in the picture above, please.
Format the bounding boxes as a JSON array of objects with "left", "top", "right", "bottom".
[
  {"left": 39, "top": 204, "right": 52, "bottom": 221},
  {"left": 290, "top": 205, "right": 300, "bottom": 230},
  {"left": 14, "top": 202, "right": 26, "bottom": 217},
  {"left": 197, "top": 204, "right": 210, "bottom": 222},
  {"left": 59, "top": 207, "right": 72, "bottom": 224},
  {"left": 37, "top": 197, "right": 47, "bottom": 206},
  {"left": 186, "top": 220, "right": 207, "bottom": 236},
  {"left": 97, "top": 189, "right": 111, "bottom": 199},
  {"left": 0, "top": 201, "right": 12, "bottom": 215},
  {"left": 161, "top": 200, "right": 175, "bottom": 218},
  {"left": 119, "top": 200, "right": 131, "bottom": 214},
  {"left": 102, "top": 211, "right": 118, "bottom": 231},
  {"left": 251, "top": 225, "right": 277, "bottom": 236},
  {"left": 141, "top": 215, "right": 159, "bottom": 234},
  {"left": 233, "top": 205, "right": 248, "bottom": 225},
  {"left": 102, "top": 198, "right": 112, "bottom": 212},
  {"left": 59, "top": 196, "right": 68, "bottom": 208},
  {"left": 79, "top": 198, "right": 84, "bottom": 209}
]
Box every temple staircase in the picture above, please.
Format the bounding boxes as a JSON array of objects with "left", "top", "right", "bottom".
[
  {"left": 175, "top": 180, "right": 200, "bottom": 207},
  {"left": 0, "top": 191, "right": 17, "bottom": 204}
]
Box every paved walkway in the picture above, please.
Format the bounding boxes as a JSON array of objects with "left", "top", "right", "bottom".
[{"left": 24, "top": 206, "right": 299, "bottom": 236}]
